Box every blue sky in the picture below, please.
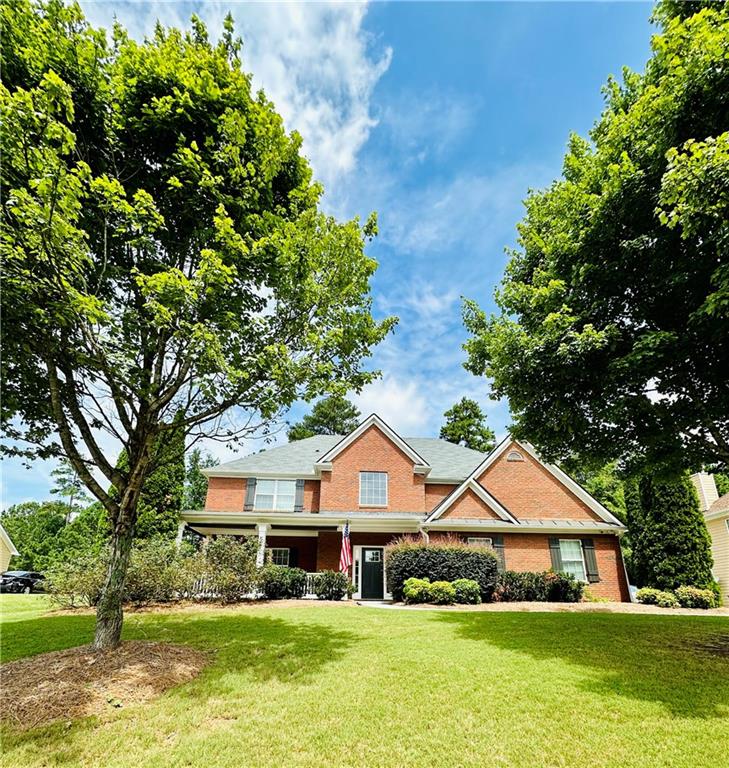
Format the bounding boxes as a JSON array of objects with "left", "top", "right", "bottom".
[{"left": 3, "top": 1, "right": 655, "bottom": 507}]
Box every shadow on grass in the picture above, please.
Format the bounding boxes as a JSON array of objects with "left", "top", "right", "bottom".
[{"left": 436, "top": 611, "right": 729, "bottom": 718}]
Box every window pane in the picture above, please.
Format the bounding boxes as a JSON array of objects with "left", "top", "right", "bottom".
[
  {"left": 467, "top": 537, "right": 492, "bottom": 547},
  {"left": 359, "top": 472, "right": 387, "bottom": 505},
  {"left": 559, "top": 540, "right": 587, "bottom": 582},
  {"left": 270, "top": 548, "right": 289, "bottom": 566},
  {"left": 254, "top": 494, "right": 274, "bottom": 510},
  {"left": 274, "top": 480, "right": 296, "bottom": 511},
  {"left": 256, "top": 480, "right": 275, "bottom": 494}
]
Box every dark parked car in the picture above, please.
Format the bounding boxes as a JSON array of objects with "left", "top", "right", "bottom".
[{"left": 0, "top": 571, "right": 45, "bottom": 594}]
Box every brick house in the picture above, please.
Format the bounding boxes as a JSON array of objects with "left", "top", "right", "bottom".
[{"left": 181, "top": 414, "right": 630, "bottom": 601}]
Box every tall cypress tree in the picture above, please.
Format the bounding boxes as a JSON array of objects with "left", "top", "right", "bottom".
[{"left": 634, "top": 473, "right": 713, "bottom": 589}]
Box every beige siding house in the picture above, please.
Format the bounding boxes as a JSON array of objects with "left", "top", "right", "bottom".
[
  {"left": 691, "top": 473, "right": 729, "bottom": 605},
  {"left": 0, "top": 524, "right": 19, "bottom": 572}
]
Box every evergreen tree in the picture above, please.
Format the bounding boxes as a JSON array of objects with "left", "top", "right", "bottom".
[
  {"left": 622, "top": 476, "right": 643, "bottom": 584},
  {"left": 183, "top": 448, "right": 219, "bottom": 509},
  {"left": 50, "top": 458, "right": 90, "bottom": 519},
  {"left": 439, "top": 398, "right": 495, "bottom": 453},
  {"left": 288, "top": 395, "right": 361, "bottom": 441},
  {"left": 634, "top": 473, "right": 714, "bottom": 589},
  {"left": 0, "top": 501, "right": 67, "bottom": 570}
]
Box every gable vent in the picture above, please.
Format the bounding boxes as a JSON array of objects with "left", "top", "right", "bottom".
[{"left": 506, "top": 450, "right": 524, "bottom": 462}]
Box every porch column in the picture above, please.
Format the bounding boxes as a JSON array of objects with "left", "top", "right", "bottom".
[
  {"left": 256, "top": 523, "right": 269, "bottom": 567},
  {"left": 175, "top": 521, "right": 186, "bottom": 546},
  {"left": 420, "top": 527, "right": 430, "bottom": 544}
]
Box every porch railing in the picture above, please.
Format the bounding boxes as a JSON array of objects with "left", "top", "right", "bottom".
[{"left": 187, "top": 573, "right": 328, "bottom": 600}]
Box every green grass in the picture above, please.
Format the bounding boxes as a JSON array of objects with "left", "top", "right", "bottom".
[{"left": 1, "top": 595, "right": 728, "bottom": 768}]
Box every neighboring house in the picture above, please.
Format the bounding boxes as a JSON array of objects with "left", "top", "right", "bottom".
[
  {"left": 181, "top": 414, "right": 630, "bottom": 601},
  {"left": 0, "top": 523, "right": 20, "bottom": 572},
  {"left": 690, "top": 472, "right": 729, "bottom": 605}
]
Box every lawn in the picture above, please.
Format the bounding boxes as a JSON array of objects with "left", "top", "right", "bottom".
[{"left": 1, "top": 596, "right": 728, "bottom": 768}]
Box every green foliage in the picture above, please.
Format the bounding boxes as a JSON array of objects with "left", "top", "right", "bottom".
[
  {"left": 402, "top": 577, "right": 432, "bottom": 604},
  {"left": 428, "top": 581, "right": 457, "bottom": 605},
  {"left": 656, "top": 591, "right": 680, "bottom": 609},
  {"left": 636, "top": 587, "right": 681, "bottom": 609},
  {"left": 714, "top": 472, "right": 729, "bottom": 497},
  {"left": 632, "top": 473, "right": 714, "bottom": 590},
  {"left": 0, "top": 501, "right": 67, "bottom": 571},
  {"left": 45, "top": 552, "right": 106, "bottom": 608},
  {"left": 287, "top": 395, "right": 361, "bottom": 441},
  {"left": 203, "top": 537, "right": 259, "bottom": 603},
  {"left": 386, "top": 538, "right": 499, "bottom": 602},
  {"left": 257, "top": 564, "right": 308, "bottom": 600},
  {"left": 50, "top": 458, "right": 90, "bottom": 512},
  {"left": 493, "top": 570, "right": 584, "bottom": 603},
  {"left": 183, "top": 448, "right": 219, "bottom": 510},
  {"left": 311, "top": 570, "right": 351, "bottom": 601},
  {"left": 0, "top": 0, "right": 394, "bottom": 646},
  {"left": 674, "top": 585, "right": 716, "bottom": 609},
  {"left": 439, "top": 397, "right": 495, "bottom": 453},
  {"left": 463, "top": 3, "right": 729, "bottom": 473},
  {"left": 451, "top": 578, "right": 482, "bottom": 605}
]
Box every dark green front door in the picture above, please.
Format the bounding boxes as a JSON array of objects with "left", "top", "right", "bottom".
[{"left": 361, "top": 548, "right": 384, "bottom": 599}]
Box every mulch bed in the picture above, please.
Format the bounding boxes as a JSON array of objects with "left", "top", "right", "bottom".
[{"left": 0, "top": 641, "right": 208, "bottom": 730}]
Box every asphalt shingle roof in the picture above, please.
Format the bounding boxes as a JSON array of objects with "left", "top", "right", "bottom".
[{"left": 209, "top": 435, "right": 487, "bottom": 482}]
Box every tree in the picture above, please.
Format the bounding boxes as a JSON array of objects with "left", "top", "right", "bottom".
[
  {"left": 183, "top": 448, "right": 219, "bottom": 510},
  {"left": 0, "top": 501, "right": 67, "bottom": 571},
  {"left": 1, "top": 2, "right": 394, "bottom": 649},
  {"left": 463, "top": 2, "right": 729, "bottom": 473},
  {"left": 287, "top": 395, "right": 361, "bottom": 441},
  {"left": 50, "top": 458, "right": 90, "bottom": 518},
  {"left": 631, "top": 473, "right": 714, "bottom": 590},
  {"left": 561, "top": 460, "right": 627, "bottom": 523},
  {"left": 439, "top": 398, "right": 495, "bottom": 453}
]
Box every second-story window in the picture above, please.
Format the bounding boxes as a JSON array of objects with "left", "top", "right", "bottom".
[
  {"left": 359, "top": 471, "right": 388, "bottom": 506},
  {"left": 254, "top": 479, "right": 297, "bottom": 511}
]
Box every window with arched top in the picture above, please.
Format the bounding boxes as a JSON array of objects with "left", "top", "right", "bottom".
[{"left": 506, "top": 450, "right": 524, "bottom": 462}]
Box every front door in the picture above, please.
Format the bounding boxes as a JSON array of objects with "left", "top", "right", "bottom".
[{"left": 361, "top": 547, "right": 384, "bottom": 599}]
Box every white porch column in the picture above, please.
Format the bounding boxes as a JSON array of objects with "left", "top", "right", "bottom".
[
  {"left": 420, "top": 528, "right": 430, "bottom": 544},
  {"left": 175, "top": 521, "right": 186, "bottom": 546},
  {"left": 256, "top": 523, "right": 269, "bottom": 567}
]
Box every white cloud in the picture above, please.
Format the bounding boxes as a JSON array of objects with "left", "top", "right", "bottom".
[
  {"left": 351, "top": 375, "right": 429, "bottom": 435},
  {"left": 81, "top": 1, "right": 390, "bottom": 197}
]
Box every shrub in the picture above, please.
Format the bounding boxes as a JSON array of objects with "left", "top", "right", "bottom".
[
  {"left": 675, "top": 585, "right": 716, "bottom": 609},
  {"left": 124, "top": 538, "right": 187, "bottom": 606},
  {"left": 203, "top": 536, "right": 259, "bottom": 603},
  {"left": 656, "top": 591, "right": 679, "bottom": 608},
  {"left": 257, "top": 565, "right": 308, "bottom": 600},
  {"left": 428, "top": 581, "right": 456, "bottom": 605},
  {"left": 493, "top": 571, "right": 583, "bottom": 603},
  {"left": 707, "top": 580, "right": 723, "bottom": 607},
  {"left": 45, "top": 552, "right": 107, "bottom": 608},
  {"left": 312, "top": 570, "right": 351, "bottom": 601},
  {"left": 386, "top": 537, "right": 498, "bottom": 602},
  {"left": 403, "top": 577, "right": 432, "bottom": 604},
  {"left": 452, "top": 578, "right": 481, "bottom": 604},
  {"left": 635, "top": 587, "right": 662, "bottom": 605}
]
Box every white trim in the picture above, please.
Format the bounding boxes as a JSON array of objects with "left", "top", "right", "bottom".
[
  {"left": 359, "top": 471, "right": 388, "bottom": 507},
  {"left": 204, "top": 469, "right": 316, "bottom": 479},
  {"left": 558, "top": 538, "right": 588, "bottom": 583},
  {"left": 268, "top": 547, "right": 290, "bottom": 566},
  {"left": 314, "top": 414, "right": 430, "bottom": 474},
  {"left": 351, "top": 545, "right": 389, "bottom": 600},
  {"left": 425, "top": 479, "right": 518, "bottom": 524},
  {"left": 705, "top": 506, "right": 729, "bottom": 522},
  {"left": 0, "top": 524, "right": 19, "bottom": 557},
  {"left": 253, "top": 478, "right": 297, "bottom": 512},
  {"left": 424, "top": 518, "right": 622, "bottom": 534},
  {"left": 256, "top": 523, "right": 268, "bottom": 567}
]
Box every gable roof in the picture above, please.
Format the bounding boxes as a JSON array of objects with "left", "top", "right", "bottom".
[
  {"left": 315, "top": 414, "right": 430, "bottom": 473},
  {"left": 425, "top": 437, "right": 625, "bottom": 527},
  {"left": 0, "top": 524, "right": 19, "bottom": 556},
  {"left": 427, "top": 479, "right": 518, "bottom": 524},
  {"left": 205, "top": 430, "right": 487, "bottom": 482},
  {"left": 707, "top": 492, "right": 729, "bottom": 521}
]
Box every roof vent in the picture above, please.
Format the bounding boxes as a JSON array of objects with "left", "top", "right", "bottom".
[{"left": 506, "top": 450, "right": 524, "bottom": 462}]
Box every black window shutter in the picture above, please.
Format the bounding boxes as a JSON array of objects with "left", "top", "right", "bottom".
[
  {"left": 288, "top": 547, "right": 298, "bottom": 567},
  {"left": 491, "top": 535, "right": 506, "bottom": 572},
  {"left": 548, "top": 537, "right": 563, "bottom": 572},
  {"left": 581, "top": 538, "right": 600, "bottom": 583},
  {"left": 244, "top": 478, "right": 256, "bottom": 511},
  {"left": 294, "top": 479, "right": 305, "bottom": 512}
]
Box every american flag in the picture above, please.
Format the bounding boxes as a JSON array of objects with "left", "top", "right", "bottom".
[{"left": 339, "top": 522, "right": 352, "bottom": 572}]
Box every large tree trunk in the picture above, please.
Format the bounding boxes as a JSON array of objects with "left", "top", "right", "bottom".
[{"left": 93, "top": 514, "right": 136, "bottom": 650}]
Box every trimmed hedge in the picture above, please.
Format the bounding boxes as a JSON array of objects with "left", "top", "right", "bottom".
[
  {"left": 493, "top": 570, "right": 584, "bottom": 603},
  {"left": 452, "top": 578, "right": 481, "bottom": 605},
  {"left": 429, "top": 581, "right": 456, "bottom": 605},
  {"left": 312, "top": 570, "right": 351, "bottom": 601},
  {"left": 402, "top": 577, "right": 481, "bottom": 605},
  {"left": 637, "top": 585, "right": 716, "bottom": 609},
  {"left": 403, "top": 577, "right": 432, "bottom": 604},
  {"left": 257, "top": 565, "right": 308, "bottom": 599},
  {"left": 386, "top": 538, "right": 498, "bottom": 602}
]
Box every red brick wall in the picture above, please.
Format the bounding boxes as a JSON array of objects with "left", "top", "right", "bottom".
[
  {"left": 319, "top": 425, "right": 425, "bottom": 512},
  {"left": 430, "top": 531, "right": 628, "bottom": 601},
  {"left": 265, "top": 535, "right": 318, "bottom": 572},
  {"left": 479, "top": 443, "right": 602, "bottom": 521},
  {"left": 304, "top": 480, "right": 320, "bottom": 512},
  {"left": 440, "top": 487, "right": 502, "bottom": 520},
  {"left": 316, "top": 531, "right": 401, "bottom": 571},
  {"left": 425, "top": 483, "right": 456, "bottom": 512},
  {"left": 205, "top": 477, "right": 246, "bottom": 511}
]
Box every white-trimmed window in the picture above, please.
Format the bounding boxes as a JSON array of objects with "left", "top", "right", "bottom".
[
  {"left": 467, "top": 537, "right": 493, "bottom": 548},
  {"left": 559, "top": 539, "right": 587, "bottom": 582},
  {"left": 359, "top": 472, "right": 388, "bottom": 506},
  {"left": 269, "top": 548, "right": 290, "bottom": 566},
  {"left": 254, "top": 479, "right": 296, "bottom": 511}
]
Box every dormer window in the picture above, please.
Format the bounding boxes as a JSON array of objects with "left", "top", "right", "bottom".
[
  {"left": 506, "top": 450, "right": 524, "bottom": 462},
  {"left": 359, "top": 471, "right": 388, "bottom": 507}
]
